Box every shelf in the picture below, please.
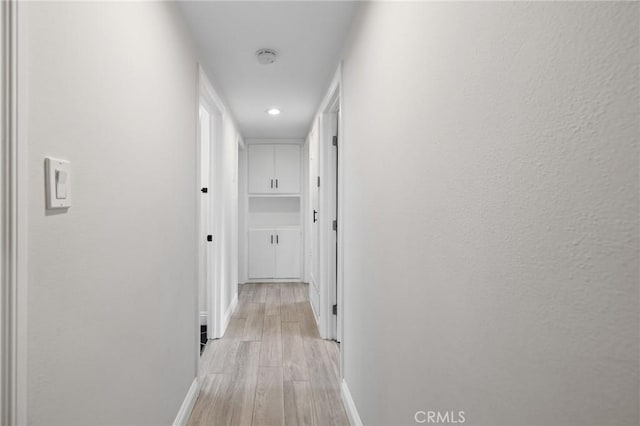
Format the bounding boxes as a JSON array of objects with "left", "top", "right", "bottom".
[{"left": 248, "top": 196, "right": 300, "bottom": 227}]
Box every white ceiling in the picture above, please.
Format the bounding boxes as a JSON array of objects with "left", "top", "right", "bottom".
[{"left": 178, "top": 1, "right": 359, "bottom": 139}]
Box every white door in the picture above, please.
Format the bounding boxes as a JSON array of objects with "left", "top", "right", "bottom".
[
  {"left": 248, "top": 229, "right": 275, "bottom": 279},
  {"left": 248, "top": 145, "right": 274, "bottom": 194},
  {"left": 275, "top": 230, "right": 301, "bottom": 279},
  {"left": 274, "top": 145, "right": 300, "bottom": 194}
]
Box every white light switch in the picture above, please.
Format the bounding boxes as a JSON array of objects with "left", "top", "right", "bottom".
[
  {"left": 45, "top": 157, "right": 71, "bottom": 209},
  {"left": 55, "top": 170, "right": 67, "bottom": 199}
]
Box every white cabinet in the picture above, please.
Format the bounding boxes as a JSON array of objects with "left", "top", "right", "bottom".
[
  {"left": 274, "top": 145, "right": 300, "bottom": 194},
  {"left": 248, "top": 229, "right": 301, "bottom": 279},
  {"left": 248, "top": 144, "right": 300, "bottom": 194},
  {"left": 248, "top": 145, "right": 273, "bottom": 194},
  {"left": 248, "top": 230, "right": 275, "bottom": 279},
  {"left": 274, "top": 229, "right": 301, "bottom": 278}
]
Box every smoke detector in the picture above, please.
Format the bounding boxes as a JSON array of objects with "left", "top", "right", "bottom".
[{"left": 256, "top": 48, "right": 278, "bottom": 65}]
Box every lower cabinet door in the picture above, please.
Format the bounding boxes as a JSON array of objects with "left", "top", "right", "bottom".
[
  {"left": 274, "top": 229, "right": 301, "bottom": 279},
  {"left": 248, "top": 230, "right": 275, "bottom": 279}
]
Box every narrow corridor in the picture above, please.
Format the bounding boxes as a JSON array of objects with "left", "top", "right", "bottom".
[{"left": 188, "top": 283, "right": 348, "bottom": 426}]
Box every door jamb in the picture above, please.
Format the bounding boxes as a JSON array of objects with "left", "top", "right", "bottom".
[{"left": 317, "top": 64, "right": 344, "bottom": 350}]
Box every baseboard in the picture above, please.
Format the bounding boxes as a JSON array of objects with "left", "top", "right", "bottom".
[
  {"left": 172, "top": 378, "right": 200, "bottom": 426},
  {"left": 341, "top": 379, "right": 363, "bottom": 426},
  {"left": 221, "top": 293, "right": 238, "bottom": 336}
]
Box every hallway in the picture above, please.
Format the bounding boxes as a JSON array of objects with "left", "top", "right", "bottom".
[
  {"left": 2, "top": 2, "right": 638, "bottom": 425},
  {"left": 189, "top": 283, "right": 348, "bottom": 426}
]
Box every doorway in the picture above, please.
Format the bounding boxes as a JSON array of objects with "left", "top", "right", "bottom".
[
  {"left": 198, "top": 103, "right": 213, "bottom": 353},
  {"left": 197, "top": 67, "right": 227, "bottom": 361}
]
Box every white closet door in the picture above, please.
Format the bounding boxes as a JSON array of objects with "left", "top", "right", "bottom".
[
  {"left": 275, "top": 229, "right": 301, "bottom": 279},
  {"left": 248, "top": 145, "right": 274, "bottom": 194},
  {"left": 274, "top": 145, "right": 300, "bottom": 194},
  {"left": 248, "top": 230, "right": 275, "bottom": 279}
]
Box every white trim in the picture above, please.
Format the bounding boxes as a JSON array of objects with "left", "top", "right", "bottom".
[
  {"left": 199, "top": 311, "right": 208, "bottom": 326},
  {"left": 341, "top": 380, "right": 363, "bottom": 426},
  {"left": 172, "top": 378, "right": 200, "bottom": 426},
  {"left": 2, "top": 2, "right": 27, "bottom": 424},
  {"left": 311, "top": 63, "right": 343, "bottom": 342},
  {"left": 221, "top": 293, "right": 238, "bottom": 336},
  {"left": 335, "top": 62, "right": 346, "bottom": 363}
]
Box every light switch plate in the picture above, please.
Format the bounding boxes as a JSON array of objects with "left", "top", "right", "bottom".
[{"left": 45, "top": 157, "right": 71, "bottom": 209}]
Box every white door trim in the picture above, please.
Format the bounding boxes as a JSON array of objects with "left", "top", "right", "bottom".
[
  {"left": 314, "top": 65, "right": 344, "bottom": 343},
  {"left": 2, "top": 1, "right": 27, "bottom": 424}
]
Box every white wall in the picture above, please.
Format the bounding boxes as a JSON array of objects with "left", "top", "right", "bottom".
[
  {"left": 340, "top": 3, "right": 639, "bottom": 425},
  {"left": 22, "top": 2, "right": 200, "bottom": 424}
]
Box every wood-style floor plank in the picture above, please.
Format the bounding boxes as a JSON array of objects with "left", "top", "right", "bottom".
[
  {"left": 265, "top": 287, "right": 282, "bottom": 316},
  {"left": 234, "top": 290, "right": 253, "bottom": 319},
  {"left": 252, "top": 284, "right": 267, "bottom": 303},
  {"left": 280, "top": 286, "right": 299, "bottom": 322},
  {"left": 189, "top": 283, "right": 348, "bottom": 426},
  {"left": 284, "top": 381, "right": 318, "bottom": 426},
  {"left": 259, "top": 315, "right": 283, "bottom": 367},
  {"left": 225, "top": 317, "right": 246, "bottom": 339},
  {"left": 298, "top": 302, "right": 321, "bottom": 340},
  {"left": 282, "top": 322, "right": 309, "bottom": 381},
  {"left": 227, "top": 341, "right": 261, "bottom": 426},
  {"left": 206, "top": 339, "right": 240, "bottom": 374},
  {"left": 187, "top": 374, "right": 230, "bottom": 426},
  {"left": 293, "top": 284, "right": 309, "bottom": 302},
  {"left": 253, "top": 367, "right": 285, "bottom": 426},
  {"left": 324, "top": 340, "right": 340, "bottom": 381},
  {"left": 303, "top": 339, "right": 349, "bottom": 426},
  {"left": 242, "top": 303, "right": 266, "bottom": 341}
]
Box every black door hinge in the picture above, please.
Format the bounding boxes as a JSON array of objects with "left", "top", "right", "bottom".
[
  {"left": 332, "top": 136, "right": 338, "bottom": 147},
  {"left": 332, "top": 304, "right": 337, "bottom": 315},
  {"left": 332, "top": 220, "right": 337, "bottom": 231},
  {"left": 317, "top": 176, "right": 320, "bottom": 187},
  {"left": 206, "top": 235, "right": 213, "bottom": 242},
  {"left": 201, "top": 187, "right": 208, "bottom": 193}
]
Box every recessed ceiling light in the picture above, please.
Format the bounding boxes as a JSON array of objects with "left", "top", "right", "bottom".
[{"left": 266, "top": 108, "right": 281, "bottom": 116}]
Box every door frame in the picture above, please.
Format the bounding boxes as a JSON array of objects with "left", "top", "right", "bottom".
[
  {"left": 2, "top": 1, "right": 27, "bottom": 424},
  {"left": 316, "top": 65, "right": 344, "bottom": 345},
  {"left": 197, "top": 67, "right": 226, "bottom": 353}
]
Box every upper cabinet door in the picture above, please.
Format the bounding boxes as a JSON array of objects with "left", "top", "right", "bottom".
[
  {"left": 274, "top": 145, "right": 300, "bottom": 194},
  {"left": 248, "top": 145, "right": 275, "bottom": 194}
]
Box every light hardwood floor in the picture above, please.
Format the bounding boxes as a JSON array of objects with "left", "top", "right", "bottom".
[{"left": 188, "top": 283, "right": 348, "bottom": 426}]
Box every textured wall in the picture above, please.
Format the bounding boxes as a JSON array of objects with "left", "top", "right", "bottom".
[
  {"left": 340, "top": 3, "right": 639, "bottom": 425},
  {"left": 23, "top": 2, "right": 199, "bottom": 424}
]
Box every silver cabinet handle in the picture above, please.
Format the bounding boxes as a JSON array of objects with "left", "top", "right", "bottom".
[
  {"left": 270, "top": 179, "right": 274, "bottom": 189},
  {"left": 276, "top": 235, "right": 279, "bottom": 244},
  {"left": 275, "top": 179, "right": 278, "bottom": 189},
  {"left": 271, "top": 235, "right": 273, "bottom": 244}
]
